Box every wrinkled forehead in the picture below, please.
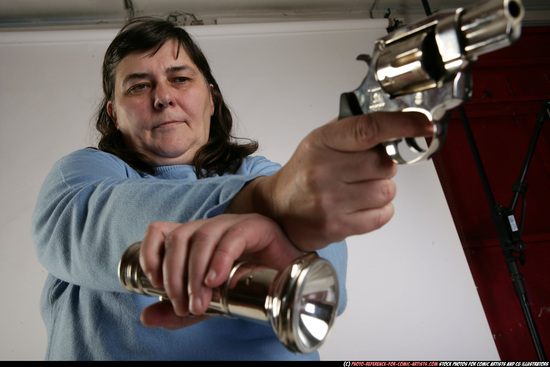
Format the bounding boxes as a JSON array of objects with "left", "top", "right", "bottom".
[
  {"left": 125, "top": 38, "right": 190, "bottom": 65},
  {"left": 116, "top": 39, "right": 199, "bottom": 79}
]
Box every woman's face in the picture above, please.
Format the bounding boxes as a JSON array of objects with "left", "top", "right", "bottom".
[{"left": 107, "top": 39, "right": 214, "bottom": 166}]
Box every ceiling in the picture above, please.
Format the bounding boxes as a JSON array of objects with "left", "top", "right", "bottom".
[{"left": 0, "top": 0, "right": 549, "bottom": 30}]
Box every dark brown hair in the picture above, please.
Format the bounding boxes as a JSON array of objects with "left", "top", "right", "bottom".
[{"left": 96, "top": 17, "right": 258, "bottom": 177}]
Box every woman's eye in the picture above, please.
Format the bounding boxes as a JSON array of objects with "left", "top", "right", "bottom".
[
  {"left": 128, "top": 83, "right": 149, "bottom": 94},
  {"left": 173, "top": 77, "right": 189, "bottom": 84}
]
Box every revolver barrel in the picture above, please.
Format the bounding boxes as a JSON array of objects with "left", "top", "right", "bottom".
[
  {"left": 460, "top": 0, "right": 524, "bottom": 58},
  {"left": 376, "top": 0, "right": 524, "bottom": 98}
]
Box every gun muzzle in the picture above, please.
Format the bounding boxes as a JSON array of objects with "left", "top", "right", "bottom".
[{"left": 460, "top": 0, "right": 524, "bottom": 58}]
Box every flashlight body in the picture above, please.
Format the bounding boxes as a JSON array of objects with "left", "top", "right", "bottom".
[
  {"left": 339, "top": 0, "right": 524, "bottom": 164},
  {"left": 118, "top": 242, "right": 277, "bottom": 321},
  {"left": 118, "top": 242, "right": 339, "bottom": 354}
]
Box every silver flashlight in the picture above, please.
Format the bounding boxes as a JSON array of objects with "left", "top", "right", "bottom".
[{"left": 118, "top": 242, "right": 339, "bottom": 354}]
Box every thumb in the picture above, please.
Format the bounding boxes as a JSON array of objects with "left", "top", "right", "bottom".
[{"left": 141, "top": 301, "right": 210, "bottom": 330}]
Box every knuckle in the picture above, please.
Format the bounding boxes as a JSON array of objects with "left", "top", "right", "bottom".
[
  {"left": 387, "top": 161, "right": 398, "bottom": 177},
  {"left": 308, "top": 191, "right": 333, "bottom": 219},
  {"left": 300, "top": 165, "right": 324, "bottom": 191},
  {"left": 145, "top": 221, "right": 164, "bottom": 234},
  {"left": 324, "top": 220, "right": 348, "bottom": 241},
  {"left": 298, "top": 131, "right": 317, "bottom": 153},
  {"left": 376, "top": 148, "right": 398, "bottom": 176},
  {"left": 356, "top": 114, "right": 380, "bottom": 146},
  {"left": 164, "top": 277, "right": 182, "bottom": 300},
  {"left": 243, "top": 213, "right": 274, "bottom": 230},
  {"left": 163, "top": 233, "right": 187, "bottom": 255},
  {"left": 380, "top": 179, "right": 397, "bottom": 202},
  {"left": 189, "top": 228, "right": 212, "bottom": 244},
  {"left": 309, "top": 205, "right": 345, "bottom": 240},
  {"left": 224, "top": 223, "right": 247, "bottom": 239}
]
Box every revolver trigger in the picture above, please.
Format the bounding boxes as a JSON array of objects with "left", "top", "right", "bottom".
[
  {"left": 405, "top": 138, "right": 426, "bottom": 153},
  {"left": 382, "top": 139, "right": 407, "bottom": 165}
]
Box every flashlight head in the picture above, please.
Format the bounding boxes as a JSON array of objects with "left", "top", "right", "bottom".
[
  {"left": 118, "top": 243, "right": 340, "bottom": 354},
  {"left": 270, "top": 253, "right": 339, "bottom": 354}
]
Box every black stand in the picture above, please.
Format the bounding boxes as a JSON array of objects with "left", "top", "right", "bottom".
[
  {"left": 458, "top": 101, "right": 549, "bottom": 361},
  {"left": 416, "top": 0, "right": 547, "bottom": 359}
]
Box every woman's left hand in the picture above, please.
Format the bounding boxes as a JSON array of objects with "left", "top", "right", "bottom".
[{"left": 138, "top": 213, "right": 304, "bottom": 330}]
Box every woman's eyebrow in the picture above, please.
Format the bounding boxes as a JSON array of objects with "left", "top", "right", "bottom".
[
  {"left": 122, "top": 65, "right": 198, "bottom": 87},
  {"left": 166, "top": 64, "right": 198, "bottom": 75},
  {"left": 122, "top": 72, "right": 150, "bottom": 87}
]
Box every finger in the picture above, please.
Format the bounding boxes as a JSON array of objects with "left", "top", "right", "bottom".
[
  {"left": 186, "top": 214, "right": 277, "bottom": 314},
  {"left": 316, "top": 201, "right": 396, "bottom": 246},
  {"left": 331, "top": 145, "right": 397, "bottom": 184},
  {"left": 290, "top": 178, "right": 395, "bottom": 246},
  {"left": 205, "top": 214, "right": 302, "bottom": 288},
  {"left": 162, "top": 221, "right": 205, "bottom": 316},
  {"left": 185, "top": 218, "right": 237, "bottom": 315},
  {"left": 141, "top": 301, "right": 210, "bottom": 330},
  {"left": 348, "top": 202, "right": 395, "bottom": 235},
  {"left": 321, "top": 111, "right": 433, "bottom": 153},
  {"left": 140, "top": 222, "right": 181, "bottom": 288},
  {"left": 335, "top": 178, "right": 397, "bottom": 216}
]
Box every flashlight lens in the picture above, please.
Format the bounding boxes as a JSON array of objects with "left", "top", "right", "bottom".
[{"left": 294, "top": 257, "right": 339, "bottom": 353}]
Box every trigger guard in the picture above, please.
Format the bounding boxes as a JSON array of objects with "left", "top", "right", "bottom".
[
  {"left": 405, "top": 138, "right": 426, "bottom": 153},
  {"left": 383, "top": 125, "right": 443, "bottom": 165},
  {"left": 382, "top": 135, "right": 443, "bottom": 165}
]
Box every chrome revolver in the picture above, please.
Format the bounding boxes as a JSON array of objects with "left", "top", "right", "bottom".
[{"left": 339, "top": 0, "right": 524, "bottom": 164}]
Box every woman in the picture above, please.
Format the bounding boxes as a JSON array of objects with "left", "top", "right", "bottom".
[{"left": 32, "top": 17, "right": 431, "bottom": 360}]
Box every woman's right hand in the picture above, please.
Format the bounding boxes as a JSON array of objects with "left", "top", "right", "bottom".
[{"left": 227, "top": 111, "right": 433, "bottom": 251}]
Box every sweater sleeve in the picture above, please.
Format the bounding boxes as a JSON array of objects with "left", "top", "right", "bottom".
[{"left": 31, "top": 149, "right": 279, "bottom": 292}]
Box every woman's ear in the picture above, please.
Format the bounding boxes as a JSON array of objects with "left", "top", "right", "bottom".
[
  {"left": 209, "top": 84, "right": 215, "bottom": 116},
  {"left": 107, "top": 101, "right": 118, "bottom": 126}
]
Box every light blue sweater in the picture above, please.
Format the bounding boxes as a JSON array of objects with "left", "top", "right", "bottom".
[{"left": 32, "top": 148, "right": 348, "bottom": 361}]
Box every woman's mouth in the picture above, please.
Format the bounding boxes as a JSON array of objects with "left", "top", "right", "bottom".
[{"left": 154, "top": 120, "right": 184, "bottom": 129}]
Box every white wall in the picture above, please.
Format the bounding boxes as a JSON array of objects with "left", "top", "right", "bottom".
[{"left": 0, "top": 20, "right": 499, "bottom": 361}]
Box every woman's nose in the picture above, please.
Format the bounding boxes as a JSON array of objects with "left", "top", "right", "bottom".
[{"left": 153, "top": 85, "right": 174, "bottom": 110}]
